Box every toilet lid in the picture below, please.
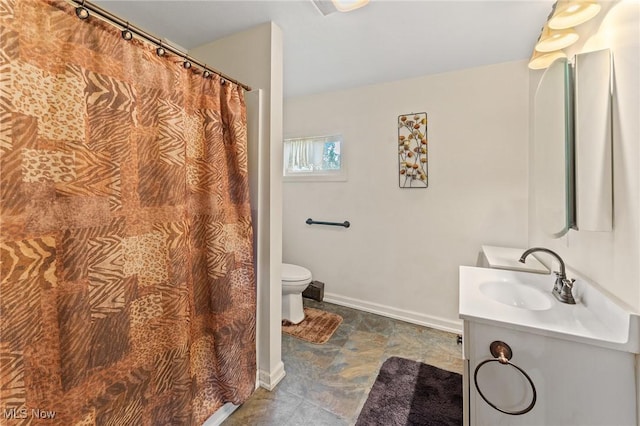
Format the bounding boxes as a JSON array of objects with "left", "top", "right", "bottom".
[{"left": 282, "top": 263, "right": 312, "bottom": 282}]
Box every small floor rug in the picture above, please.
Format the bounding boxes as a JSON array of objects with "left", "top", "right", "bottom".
[
  {"left": 282, "top": 307, "right": 343, "bottom": 344},
  {"left": 356, "top": 356, "right": 463, "bottom": 426}
]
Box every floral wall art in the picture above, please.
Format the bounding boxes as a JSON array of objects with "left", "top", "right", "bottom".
[{"left": 398, "top": 113, "right": 428, "bottom": 188}]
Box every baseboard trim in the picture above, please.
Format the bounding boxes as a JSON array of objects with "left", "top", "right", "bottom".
[
  {"left": 323, "top": 292, "right": 463, "bottom": 334},
  {"left": 258, "top": 361, "right": 286, "bottom": 391}
]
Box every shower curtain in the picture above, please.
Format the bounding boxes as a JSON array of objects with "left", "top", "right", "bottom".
[{"left": 0, "top": 0, "right": 256, "bottom": 424}]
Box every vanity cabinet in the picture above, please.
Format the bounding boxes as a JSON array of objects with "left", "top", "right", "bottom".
[
  {"left": 460, "top": 260, "right": 639, "bottom": 426},
  {"left": 463, "top": 320, "right": 637, "bottom": 425}
]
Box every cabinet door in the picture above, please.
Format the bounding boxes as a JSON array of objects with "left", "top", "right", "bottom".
[{"left": 467, "top": 322, "right": 636, "bottom": 426}]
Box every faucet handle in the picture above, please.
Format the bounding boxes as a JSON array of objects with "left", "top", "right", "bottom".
[
  {"left": 560, "top": 278, "right": 576, "bottom": 304},
  {"left": 552, "top": 272, "right": 564, "bottom": 293}
]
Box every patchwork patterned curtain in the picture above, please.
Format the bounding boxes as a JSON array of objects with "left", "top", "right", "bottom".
[{"left": 0, "top": 0, "right": 256, "bottom": 424}]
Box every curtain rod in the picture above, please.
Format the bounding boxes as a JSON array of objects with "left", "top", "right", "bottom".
[{"left": 70, "top": 0, "right": 252, "bottom": 91}]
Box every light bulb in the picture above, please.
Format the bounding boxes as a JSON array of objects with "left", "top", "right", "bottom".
[
  {"left": 535, "top": 27, "right": 579, "bottom": 52},
  {"left": 548, "top": 1, "right": 601, "bottom": 29},
  {"left": 331, "top": 0, "right": 369, "bottom": 12},
  {"left": 528, "top": 50, "right": 567, "bottom": 70}
]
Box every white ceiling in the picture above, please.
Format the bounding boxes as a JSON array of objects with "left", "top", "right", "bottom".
[{"left": 94, "top": 1, "right": 554, "bottom": 98}]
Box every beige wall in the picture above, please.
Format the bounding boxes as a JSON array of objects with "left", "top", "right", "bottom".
[
  {"left": 283, "top": 60, "right": 530, "bottom": 330},
  {"left": 190, "top": 22, "right": 285, "bottom": 390}
]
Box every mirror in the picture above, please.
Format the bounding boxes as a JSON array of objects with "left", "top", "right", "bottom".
[
  {"left": 575, "top": 49, "right": 612, "bottom": 231},
  {"left": 533, "top": 57, "right": 575, "bottom": 238}
]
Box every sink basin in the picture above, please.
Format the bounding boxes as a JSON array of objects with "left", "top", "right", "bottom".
[
  {"left": 479, "top": 280, "right": 552, "bottom": 310},
  {"left": 459, "top": 265, "right": 640, "bottom": 353}
]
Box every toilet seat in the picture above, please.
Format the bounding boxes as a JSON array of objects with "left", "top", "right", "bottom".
[{"left": 282, "top": 263, "right": 312, "bottom": 283}]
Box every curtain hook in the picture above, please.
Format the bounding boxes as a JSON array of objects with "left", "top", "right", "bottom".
[
  {"left": 75, "top": 0, "right": 89, "bottom": 19},
  {"left": 121, "top": 22, "right": 133, "bottom": 41},
  {"left": 203, "top": 65, "right": 211, "bottom": 79},
  {"left": 183, "top": 55, "right": 192, "bottom": 69},
  {"left": 156, "top": 39, "right": 166, "bottom": 57}
]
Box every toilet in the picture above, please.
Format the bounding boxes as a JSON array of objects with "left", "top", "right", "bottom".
[{"left": 282, "top": 263, "right": 312, "bottom": 324}]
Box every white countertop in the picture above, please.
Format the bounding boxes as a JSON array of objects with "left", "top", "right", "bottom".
[
  {"left": 459, "top": 265, "right": 640, "bottom": 353},
  {"left": 482, "top": 245, "right": 550, "bottom": 274}
]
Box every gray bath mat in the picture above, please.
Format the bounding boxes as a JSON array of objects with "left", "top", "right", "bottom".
[{"left": 356, "top": 356, "right": 463, "bottom": 426}]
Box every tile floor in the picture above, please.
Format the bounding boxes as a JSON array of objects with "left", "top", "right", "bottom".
[{"left": 222, "top": 299, "right": 464, "bottom": 426}]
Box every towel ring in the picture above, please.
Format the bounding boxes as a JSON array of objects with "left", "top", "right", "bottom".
[{"left": 473, "top": 341, "right": 537, "bottom": 416}]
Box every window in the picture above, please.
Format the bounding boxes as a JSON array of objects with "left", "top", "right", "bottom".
[{"left": 283, "top": 134, "right": 346, "bottom": 181}]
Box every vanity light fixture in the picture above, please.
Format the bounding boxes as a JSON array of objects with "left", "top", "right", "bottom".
[
  {"left": 528, "top": 0, "right": 601, "bottom": 70},
  {"left": 528, "top": 50, "right": 567, "bottom": 70},
  {"left": 535, "top": 26, "right": 579, "bottom": 52},
  {"left": 548, "top": 0, "right": 602, "bottom": 29},
  {"left": 331, "top": 0, "right": 369, "bottom": 12},
  {"left": 312, "top": 0, "right": 369, "bottom": 16}
]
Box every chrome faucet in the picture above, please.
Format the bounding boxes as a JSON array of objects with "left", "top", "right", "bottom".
[{"left": 519, "top": 247, "right": 576, "bottom": 304}]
